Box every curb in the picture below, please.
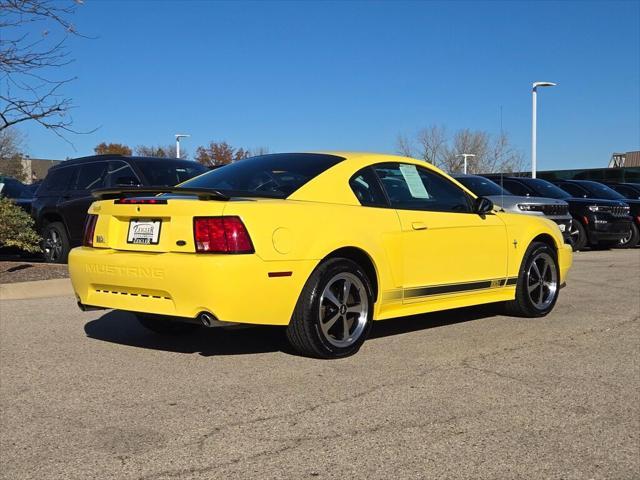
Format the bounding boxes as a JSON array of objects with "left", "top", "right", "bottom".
[{"left": 0, "top": 278, "right": 74, "bottom": 301}]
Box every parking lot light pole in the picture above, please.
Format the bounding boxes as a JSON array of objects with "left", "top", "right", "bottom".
[
  {"left": 456, "top": 153, "right": 476, "bottom": 174},
  {"left": 531, "top": 81, "right": 556, "bottom": 178},
  {"left": 175, "top": 134, "right": 190, "bottom": 159}
]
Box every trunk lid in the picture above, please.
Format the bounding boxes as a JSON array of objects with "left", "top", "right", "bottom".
[{"left": 90, "top": 196, "right": 229, "bottom": 253}]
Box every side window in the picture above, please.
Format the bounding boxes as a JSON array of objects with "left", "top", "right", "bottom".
[
  {"left": 73, "top": 162, "right": 108, "bottom": 191},
  {"left": 349, "top": 167, "right": 388, "bottom": 207},
  {"left": 502, "top": 180, "right": 531, "bottom": 196},
  {"left": 39, "top": 167, "right": 76, "bottom": 194},
  {"left": 613, "top": 185, "right": 639, "bottom": 199},
  {"left": 374, "top": 163, "right": 471, "bottom": 213},
  {"left": 558, "top": 183, "right": 587, "bottom": 197},
  {"left": 106, "top": 161, "right": 141, "bottom": 187}
]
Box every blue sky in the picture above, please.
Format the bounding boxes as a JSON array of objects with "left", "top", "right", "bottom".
[{"left": 18, "top": 0, "right": 640, "bottom": 171}]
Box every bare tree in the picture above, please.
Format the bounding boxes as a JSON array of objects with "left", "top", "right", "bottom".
[
  {"left": 0, "top": 0, "right": 85, "bottom": 136},
  {"left": 397, "top": 125, "right": 524, "bottom": 174},
  {"left": 135, "top": 144, "right": 184, "bottom": 159},
  {"left": 397, "top": 125, "right": 448, "bottom": 167},
  {"left": 248, "top": 146, "right": 269, "bottom": 157},
  {"left": 0, "top": 128, "right": 27, "bottom": 181},
  {"left": 441, "top": 129, "right": 490, "bottom": 173}
]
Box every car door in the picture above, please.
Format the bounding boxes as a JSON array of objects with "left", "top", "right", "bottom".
[
  {"left": 372, "top": 163, "right": 508, "bottom": 303},
  {"left": 59, "top": 161, "right": 108, "bottom": 244}
]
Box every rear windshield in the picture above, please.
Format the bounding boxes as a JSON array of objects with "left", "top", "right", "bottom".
[
  {"left": 134, "top": 159, "right": 207, "bottom": 186},
  {"left": 455, "top": 176, "right": 506, "bottom": 196},
  {"left": 180, "top": 153, "right": 345, "bottom": 198}
]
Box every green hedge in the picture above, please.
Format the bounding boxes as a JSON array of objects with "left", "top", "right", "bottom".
[{"left": 0, "top": 197, "right": 41, "bottom": 252}]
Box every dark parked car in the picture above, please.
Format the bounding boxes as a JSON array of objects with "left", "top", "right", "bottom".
[
  {"left": 453, "top": 175, "right": 572, "bottom": 243},
  {"left": 552, "top": 180, "right": 639, "bottom": 249},
  {"left": 32, "top": 155, "right": 207, "bottom": 263},
  {"left": 484, "top": 176, "right": 631, "bottom": 251},
  {"left": 0, "top": 176, "right": 37, "bottom": 213}
]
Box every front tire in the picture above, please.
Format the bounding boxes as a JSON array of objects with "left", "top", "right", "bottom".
[
  {"left": 503, "top": 242, "right": 560, "bottom": 318},
  {"left": 286, "top": 258, "right": 374, "bottom": 359},
  {"left": 135, "top": 313, "right": 199, "bottom": 335},
  {"left": 615, "top": 223, "right": 639, "bottom": 249},
  {"left": 42, "top": 222, "right": 70, "bottom": 263}
]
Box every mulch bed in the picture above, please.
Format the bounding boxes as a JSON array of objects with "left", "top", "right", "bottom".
[{"left": 0, "top": 260, "right": 69, "bottom": 284}]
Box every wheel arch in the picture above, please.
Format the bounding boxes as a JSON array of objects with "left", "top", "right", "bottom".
[
  {"left": 530, "top": 232, "right": 559, "bottom": 254},
  {"left": 41, "top": 211, "right": 64, "bottom": 224},
  {"left": 322, "top": 246, "right": 379, "bottom": 303}
]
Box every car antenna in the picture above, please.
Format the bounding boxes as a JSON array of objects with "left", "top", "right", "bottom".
[{"left": 500, "top": 172, "right": 504, "bottom": 211}]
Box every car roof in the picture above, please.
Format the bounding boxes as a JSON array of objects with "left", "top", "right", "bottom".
[{"left": 50, "top": 155, "right": 194, "bottom": 168}]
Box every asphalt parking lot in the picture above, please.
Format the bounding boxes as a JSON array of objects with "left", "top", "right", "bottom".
[{"left": 1, "top": 249, "right": 638, "bottom": 480}]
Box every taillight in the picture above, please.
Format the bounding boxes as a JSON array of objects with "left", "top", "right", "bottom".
[
  {"left": 115, "top": 198, "right": 167, "bottom": 204},
  {"left": 83, "top": 214, "right": 98, "bottom": 247},
  {"left": 193, "top": 216, "right": 254, "bottom": 254}
]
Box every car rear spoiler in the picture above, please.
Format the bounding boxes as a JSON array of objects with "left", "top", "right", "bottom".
[{"left": 91, "top": 187, "right": 229, "bottom": 201}]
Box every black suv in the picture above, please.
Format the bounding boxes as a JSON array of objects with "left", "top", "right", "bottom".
[
  {"left": 554, "top": 180, "right": 639, "bottom": 249},
  {"left": 484, "top": 176, "right": 632, "bottom": 251},
  {"left": 32, "top": 155, "right": 207, "bottom": 262}
]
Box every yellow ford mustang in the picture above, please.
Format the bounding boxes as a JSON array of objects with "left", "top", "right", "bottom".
[{"left": 69, "top": 152, "right": 572, "bottom": 358}]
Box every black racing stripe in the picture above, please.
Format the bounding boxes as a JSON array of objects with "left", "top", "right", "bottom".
[
  {"left": 505, "top": 277, "right": 518, "bottom": 286},
  {"left": 405, "top": 280, "right": 494, "bottom": 298}
]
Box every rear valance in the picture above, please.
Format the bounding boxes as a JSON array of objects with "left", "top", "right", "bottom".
[{"left": 91, "top": 187, "right": 229, "bottom": 201}]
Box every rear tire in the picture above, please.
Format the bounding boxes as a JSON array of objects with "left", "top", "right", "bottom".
[
  {"left": 615, "top": 223, "right": 639, "bottom": 249},
  {"left": 286, "top": 258, "right": 374, "bottom": 359},
  {"left": 503, "top": 241, "right": 560, "bottom": 318},
  {"left": 42, "top": 222, "right": 70, "bottom": 263},
  {"left": 135, "top": 313, "right": 199, "bottom": 335},
  {"left": 569, "top": 219, "right": 587, "bottom": 252}
]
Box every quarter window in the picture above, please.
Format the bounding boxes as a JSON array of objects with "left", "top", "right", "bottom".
[
  {"left": 374, "top": 163, "right": 471, "bottom": 213},
  {"left": 74, "top": 162, "right": 108, "bottom": 191},
  {"left": 106, "top": 161, "right": 141, "bottom": 187},
  {"left": 349, "top": 168, "right": 388, "bottom": 207}
]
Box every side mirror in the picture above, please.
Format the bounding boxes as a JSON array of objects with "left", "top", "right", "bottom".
[{"left": 474, "top": 196, "right": 494, "bottom": 215}]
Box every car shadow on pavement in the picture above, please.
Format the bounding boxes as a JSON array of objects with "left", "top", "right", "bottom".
[
  {"left": 84, "top": 304, "right": 499, "bottom": 357},
  {"left": 84, "top": 310, "right": 289, "bottom": 356},
  {"left": 369, "top": 304, "right": 499, "bottom": 340}
]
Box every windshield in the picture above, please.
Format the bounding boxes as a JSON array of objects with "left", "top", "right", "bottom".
[
  {"left": 135, "top": 159, "right": 207, "bottom": 186},
  {"left": 180, "top": 153, "right": 345, "bottom": 198},
  {"left": 579, "top": 181, "right": 626, "bottom": 200},
  {"left": 455, "top": 176, "right": 507, "bottom": 196},
  {"left": 522, "top": 179, "right": 571, "bottom": 199}
]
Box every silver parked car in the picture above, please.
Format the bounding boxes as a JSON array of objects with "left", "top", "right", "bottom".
[{"left": 454, "top": 175, "right": 572, "bottom": 243}]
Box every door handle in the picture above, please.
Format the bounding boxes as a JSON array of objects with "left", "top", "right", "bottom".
[{"left": 412, "top": 222, "right": 427, "bottom": 230}]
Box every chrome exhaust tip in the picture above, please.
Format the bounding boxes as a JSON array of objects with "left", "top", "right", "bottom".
[{"left": 199, "top": 312, "right": 216, "bottom": 327}]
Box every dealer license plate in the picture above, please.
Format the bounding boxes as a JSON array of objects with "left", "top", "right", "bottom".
[{"left": 127, "top": 219, "right": 162, "bottom": 245}]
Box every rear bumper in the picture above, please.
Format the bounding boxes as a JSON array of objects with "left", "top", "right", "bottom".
[{"left": 68, "top": 247, "right": 317, "bottom": 326}]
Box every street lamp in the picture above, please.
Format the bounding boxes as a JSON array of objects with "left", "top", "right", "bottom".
[
  {"left": 456, "top": 153, "right": 476, "bottom": 174},
  {"left": 174, "top": 134, "right": 190, "bottom": 159},
  {"left": 531, "top": 81, "right": 556, "bottom": 178}
]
